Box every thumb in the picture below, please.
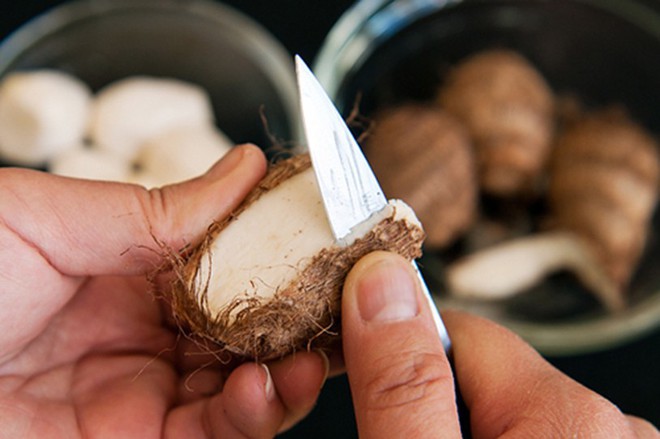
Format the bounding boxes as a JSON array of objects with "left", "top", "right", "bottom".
[
  {"left": 341, "top": 251, "right": 461, "bottom": 439},
  {"left": 0, "top": 143, "right": 266, "bottom": 277}
]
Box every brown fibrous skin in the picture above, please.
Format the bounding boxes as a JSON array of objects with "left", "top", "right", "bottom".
[
  {"left": 549, "top": 109, "right": 659, "bottom": 289},
  {"left": 438, "top": 49, "right": 555, "bottom": 197},
  {"left": 364, "top": 104, "right": 477, "bottom": 249},
  {"left": 168, "top": 154, "right": 426, "bottom": 361}
]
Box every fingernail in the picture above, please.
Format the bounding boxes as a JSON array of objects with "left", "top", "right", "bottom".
[
  {"left": 260, "top": 363, "right": 276, "bottom": 402},
  {"left": 204, "top": 143, "right": 249, "bottom": 177},
  {"left": 220, "top": 144, "right": 247, "bottom": 169},
  {"left": 356, "top": 255, "right": 419, "bottom": 322}
]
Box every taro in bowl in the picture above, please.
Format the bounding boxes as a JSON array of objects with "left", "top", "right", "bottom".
[{"left": 315, "top": 0, "right": 660, "bottom": 355}]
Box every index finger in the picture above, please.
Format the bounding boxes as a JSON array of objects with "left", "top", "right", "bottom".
[{"left": 443, "top": 310, "right": 646, "bottom": 438}]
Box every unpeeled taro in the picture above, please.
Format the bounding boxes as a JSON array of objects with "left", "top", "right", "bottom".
[
  {"left": 548, "top": 108, "right": 659, "bottom": 291},
  {"left": 446, "top": 109, "right": 659, "bottom": 311},
  {"left": 364, "top": 104, "right": 478, "bottom": 249},
  {"left": 168, "top": 154, "right": 426, "bottom": 360},
  {"left": 438, "top": 49, "right": 555, "bottom": 197}
]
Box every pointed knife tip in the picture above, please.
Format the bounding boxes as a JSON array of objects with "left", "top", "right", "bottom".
[{"left": 294, "top": 54, "right": 312, "bottom": 75}]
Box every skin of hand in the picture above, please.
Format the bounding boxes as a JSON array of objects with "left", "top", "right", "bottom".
[
  {"left": 0, "top": 144, "right": 329, "bottom": 439},
  {"left": 341, "top": 251, "right": 659, "bottom": 439}
]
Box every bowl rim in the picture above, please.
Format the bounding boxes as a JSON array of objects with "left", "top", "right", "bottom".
[
  {"left": 314, "top": 0, "right": 660, "bottom": 98},
  {"left": 436, "top": 292, "right": 660, "bottom": 356}
]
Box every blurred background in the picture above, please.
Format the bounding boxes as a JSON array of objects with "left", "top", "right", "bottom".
[{"left": 1, "top": 1, "right": 658, "bottom": 437}]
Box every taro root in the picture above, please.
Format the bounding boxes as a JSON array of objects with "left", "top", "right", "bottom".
[
  {"left": 89, "top": 76, "right": 214, "bottom": 161},
  {"left": 49, "top": 144, "right": 132, "bottom": 182},
  {"left": 0, "top": 70, "right": 92, "bottom": 166},
  {"left": 446, "top": 109, "right": 659, "bottom": 311},
  {"left": 130, "top": 125, "right": 233, "bottom": 187},
  {"left": 364, "top": 104, "right": 477, "bottom": 249},
  {"left": 0, "top": 70, "right": 236, "bottom": 187},
  {"left": 438, "top": 49, "right": 555, "bottom": 197},
  {"left": 169, "top": 154, "right": 425, "bottom": 360},
  {"left": 548, "top": 109, "right": 659, "bottom": 292},
  {"left": 445, "top": 230, "right": 623, "bottom": 311}
]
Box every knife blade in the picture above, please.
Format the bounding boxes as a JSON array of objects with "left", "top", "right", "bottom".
[
  {"left": 295, "top": 55, "right": 451, "bottom": 352},
  {"left": 296, "top": 55, "right": 387, "bottom": 242}
]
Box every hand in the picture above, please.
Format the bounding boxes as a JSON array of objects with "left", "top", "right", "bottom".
[
  {"left": 341, "top": 251, "right": 659, "bottom": 438},
  {"left": 0, "top": 144, "right": 328, "bottom": 439}
]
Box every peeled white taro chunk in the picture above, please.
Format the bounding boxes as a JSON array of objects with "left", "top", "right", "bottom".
[
  {"left": 170, "top": 154, "right": 426, "bottom": 360},
  {"left": 89, "top": 76, "right": 214, "bottom": 160},
  {"left": 446, "top": 231, "right": 623, "bottom": 311},
  {"left": 132, "top": 125, "right": 233, "bottom": 187},
  {"left": 0, "top": 70, "right": 92, "bottom": 166},
  {"left": 49, "top": 143, "right": 131, "bottom": 182}
]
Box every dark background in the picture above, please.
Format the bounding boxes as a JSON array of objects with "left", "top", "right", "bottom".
[{"left": 1, "top": 1, "right": 658, "bottom": 437}]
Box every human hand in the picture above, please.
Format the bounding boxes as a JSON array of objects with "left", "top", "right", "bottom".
[
  {"left": 0, "top": 144, "right": 328, "bottom": 439},
  {"left": 341, "top": 251, "right": 659, "bottom": 438}
]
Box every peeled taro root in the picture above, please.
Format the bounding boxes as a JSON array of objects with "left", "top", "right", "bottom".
[
  {"left": 548, "top": 109, "right": 659, "bottom": 291},
  {"left": 446, "top": 230, "right": 623, "bottom": 311},
  {"left": 168, "top": 154, "right": 425, "bottom": 360},
  {"left": 49, "top": 143, "right": 131, "bottom": 182},
  {"left": 438, "top": 49, "right": 555, "bottom": 197},
  {"left": 0, "top": 70, "right": 92, "bottom": 166},
  {"left": 88, "top": 76, "right": 214, "bottom": 160},
  {"left": 363, "top": 104, "right": 478, "bottom": 249},
  {"left": 131, "top": 125, "right": 233, "bottom": 187}
]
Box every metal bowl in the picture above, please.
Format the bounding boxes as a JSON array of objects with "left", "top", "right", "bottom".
[
  {"left": 0, "top": 0, "right": 300, "bottom": 158},
  {"left": 315, "top": 0, "right": 660, "bottom": 355}
]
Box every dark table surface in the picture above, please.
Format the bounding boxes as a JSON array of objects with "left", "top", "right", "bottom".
[{"left": 1, "top": 1, "right": 659, "bottom": 437}]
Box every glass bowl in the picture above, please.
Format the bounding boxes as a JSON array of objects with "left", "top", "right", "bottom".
[
  {"left": 0, "top": 0, "right": 300, "bottom": 161},
  {"left": 315, "top": 0, "right": 660, "bottom": 355}
]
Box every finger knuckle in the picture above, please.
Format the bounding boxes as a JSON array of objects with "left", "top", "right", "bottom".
[
  {"left": 364, "top": 350, "right": 452, "bottom": 411},
  {"left": 572, "top": 396, "right": 639, "bottom": 438},
  {"left": 135, "top": 186, "right": 182, "bottom": 251},
  {"left": 140, "top": 187, "right": 174, "bottom": 236},
  {"left": 520, "top": 378, "right": 639, "bottom": 439}
]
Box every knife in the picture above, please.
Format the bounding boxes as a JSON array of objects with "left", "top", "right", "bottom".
[{"left": 295, "top": 55, "right": 451, "bottom": 352}]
